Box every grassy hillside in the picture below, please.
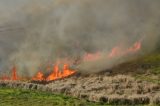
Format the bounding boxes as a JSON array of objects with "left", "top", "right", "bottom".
[
  {"left": 134, "top": 53, "right": 160, "bottom": 83},
  {"left": 111, "top": 53, "right": 160, "bottom": 84}
]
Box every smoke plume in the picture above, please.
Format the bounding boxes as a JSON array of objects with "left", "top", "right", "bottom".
[{"left": 0, "top": 0, "right": 160, "bottom": 76}]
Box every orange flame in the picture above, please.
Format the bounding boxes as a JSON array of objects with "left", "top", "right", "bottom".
[
  {"left": 11, "top": 66, "right": 18, "bottom": 80},
  {"left": 46, "top": 64, "right": 75, "bottom": 81},
  {"left": 31, "top": 64, "right": 75, "bottom": 81},
  {"left": 0, "top": 41, "right": 141, "bottom": 82},
  {"left": 82, "top": 41, "right": 141, "bottom": 61},
  {"left": 32, "top": 71, "right": 44, "bottom": 81}
]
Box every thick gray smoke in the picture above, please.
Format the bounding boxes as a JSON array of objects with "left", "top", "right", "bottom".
[{"left": 0, "top": 0, "right": 160, "bottom": 76}]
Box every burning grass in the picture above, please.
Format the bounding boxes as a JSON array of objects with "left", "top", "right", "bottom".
[{"left": 0, "top": 40, "right": 141, "bottom": 82}]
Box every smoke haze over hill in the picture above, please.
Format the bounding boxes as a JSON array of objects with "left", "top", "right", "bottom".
[{"left": 0, "top": 0, "right": 160, "bottom": 76}]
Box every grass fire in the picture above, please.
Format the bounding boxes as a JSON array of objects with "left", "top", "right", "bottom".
[
  {"left": 0, "top": 0, "right": 160, "bottom": 106},
  {"left": 0, "top": 41, "right": 141, "bottom": 82}
]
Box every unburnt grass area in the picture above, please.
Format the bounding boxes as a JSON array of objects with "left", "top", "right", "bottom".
[
  {"left": 0, "top": 74, "right": 159, "bottom": 105},
  {"left": 0, "top": 87, "right": 110, "bottom": 106},
  {"left": 111, "top": 53, "right": 160, "bottom": 84}
]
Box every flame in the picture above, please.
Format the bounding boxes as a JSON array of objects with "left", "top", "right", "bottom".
[
  {"left": 11, "top": 66, "right": 18, "bottom": 80},
  {"left": 31, "top": 64, "right": 75, "bottom": 81},
  {"left": 127, "top": 41, "right": 141, "bottom": 52},
  {"left": 82, "top": 41, "right": 141, "bottom": 61},
  {"left": 0, "top": 66, "right": 18, "bottom": 81},
  {"left": 32, "top": 71, "right": 44, "bottom": 81},
  {"left": 46, "top": 65, "right": 59, "bottom": 81},
  {"left": 109, "top": 41, "right": 141, "bottom": 58},
  {"left": 109, "top": 46, "right": 122, "bottom": 58},
  {"left": 0, "top": 41, "right": 141, "bottom": 82},
  {"left": 46, "top": 64, "right": 75, "bottom": 81},
  {"left": 0, "top": 76, "right": 10, "bottom": 80}
]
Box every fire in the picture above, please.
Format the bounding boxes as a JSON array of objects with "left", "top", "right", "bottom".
[
  {"left": 11, "top": 66, "right": 18, "bottom": 80},
  {"left": 31, "top": 64, "right": 75, "bottom": 81},
  {"left": 63, "top": 64, "right": 75, "bottom": 77},
  {"left": 46, "top": 65, "right": 60, "bottom": 81},
  {"left": 32, "top": 71, "right": 44, "bottom": 81},
  {"left": 0, "top": 41, "right": 141, "bottom": 82},
  {"left": 109, "top": 46, "right": 122, "bottom": 58},
  {"left": 1, "top": 66, "right": 18, "bottom": 81},
  {"left": 127, "top": 41, "right": 141, "bottom": 52},
  {"left": 82, "top": 41, "right": 141, "bottom": 61},
  {"left": 0, "top": 64, "right": 75, "bottom": 82},
  {"left": 109, "top": 41, "right": 141, "bottom": 58},
  {"left": 1, "top": 76, "right": 10, "bottom": 80},
  {"left": 46, "top": 64, "right": 75, "bottom": 81}
]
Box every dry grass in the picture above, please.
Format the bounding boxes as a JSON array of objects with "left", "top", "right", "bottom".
[{"left": 0, "top": 74, "right": 159, "bottom": 105}]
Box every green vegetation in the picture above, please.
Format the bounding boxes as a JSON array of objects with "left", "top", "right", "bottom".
[
  {"left": 0, "top": 87, "right": 111, "bottom": 106},
  {"left": 133, "top": 53, "right": 160, "bottom": 84}
]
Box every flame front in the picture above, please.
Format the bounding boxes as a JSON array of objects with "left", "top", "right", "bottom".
[
  {"left": 0, "top": 41, "right": 141, "bottom": 82},
  {"left": 109, "top": 41, "right": 141, "bottom": 58},
  {"left": 32, "top": 64, "right": 76, "bottom": 81},
  {"left": 46, "top": 64, "right": 75, "bottom": 81}
]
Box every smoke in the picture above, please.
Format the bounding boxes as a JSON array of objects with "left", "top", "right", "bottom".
[{"left": 0, "top": 0, "right": 160, "bottom": 76}]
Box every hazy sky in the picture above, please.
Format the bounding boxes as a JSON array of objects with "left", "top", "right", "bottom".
[
  {"left": 0, "top": 0, "right": 28, "bottom": 12},
  {"left": 0, "top": 0, "right": 159, "bottom": 75}
]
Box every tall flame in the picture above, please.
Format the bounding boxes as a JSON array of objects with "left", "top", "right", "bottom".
[
  {"left": 11, "top": 66, "right": 18, "bottom": 80},
  {"left": 46, "top": 64, "right": 75, "bottom": 81}
]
